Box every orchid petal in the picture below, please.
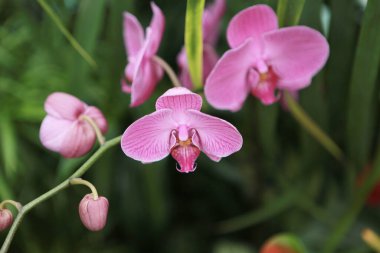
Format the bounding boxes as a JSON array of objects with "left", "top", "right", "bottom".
[
  {"left": 205, "top": 39, "right": 256, "bottom": 111},
  {"left": 203, "top": 0, "right": 226, "bottom": 45},
  {"left": 40, "top": 117, "right": 95, "bottom": 158},
  {"left": 121, "top": 109, "right": 177, "bottom": 163},
  {"left": 130, "top": 30, "right": 163, "bottom": 107},
  {"left": 44, "top": 92, "right": 85, "bottom": 120},
  {"left": 123, "top": 12, "right": 144, "bottom": 56},
  {"left": 227, "top": 4, "right": 278, "bottom": 49},
  {"left": 277, "top": 76, "right": 312, "bottom": 90},
  {"left": 263, "top": 26, "right": 329, "bottom": 87},
  {"left": 146, "top": 2, "right": 165, "bottom": 57},
  {"left": 155, "top": 87, "right": 202, "bottom": 111},
  {"left": 171, "top": 144, "right": 200, "bottom": 173},
  {"left": 187, "top": 110, "right": 243, "bottom": 158}
]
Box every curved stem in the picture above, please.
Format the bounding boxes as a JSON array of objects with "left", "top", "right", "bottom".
[
  {"left": 153, "top": 55, "right": 182, "bottom": 87},
  {"left": 70, "top": 178, "right": 99, "bottom": 200},
  {"left": 80, "top": 115, "right": 105, "bottom": 145},
  {"left": 284, "top": 91, "right": 345, "bottom": 163},
  {"left": 0, "top": 136, "right": 121, "bottom": 253},
  {"left": 0, "top": 201, "right": 22, "bottom": 212}
]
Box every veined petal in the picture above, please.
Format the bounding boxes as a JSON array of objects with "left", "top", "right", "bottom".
[
  {"left": 227, "top": 4, "right": 278, "bottom": 49},
  {"left": 146, "top": 2, "right": 165, "bottom": 57},
  {"left": 203, "top": 0, "right": 226, "bottom": 45},
  {"left": 121, "top": 109, "right": 177, "bottom": 163},
  {"left": 123, "top": 12, "right": 144, "bottom": 56},
  {"left": 205, "top": 39, "right": 255, "bottom": 111},
  {"left": 187, "top": 110, "right": 243, "bottom": 158},
  {"left": 263, "top": 26, "right": 329, "bottom": 87},
  {"left": 155, "top": 87, "right": 202, "bottom": 111},
  {"left": 44, "top": 92, "right": 85, "bottom": 120}
]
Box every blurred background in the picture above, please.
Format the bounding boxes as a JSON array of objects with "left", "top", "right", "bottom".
[{"left": 0, "top": 0, "right": 380, "bottom": 252}]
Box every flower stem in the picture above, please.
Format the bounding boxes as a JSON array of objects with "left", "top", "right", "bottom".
[
  {"left": 153, "top": 55, "right": 182, "bottom": 87},
  {"left": 70, "top": 178, "right": 99, "bottom": 200},
  {"left": 0, "top": 201, "right": 22, "bottom": 212},
  {"left": 80, "top": 115, "right": 105, "bottom": 145},
  {"left": 284, "top": 91, "right": 345, "bottom": 163},
  {"left": 0, "top": 135, "right": 121, "bottom": 253}
]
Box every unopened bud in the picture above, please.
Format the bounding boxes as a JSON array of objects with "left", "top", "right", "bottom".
[
  {"left": 0, "top": 209, "right": 13, "bottom": 231},
  {"left": 79, "top": 194, "right": 109, "bottom": 231},
  {"left": 260, "top": 233, "right": 307, "bottom": 253}
]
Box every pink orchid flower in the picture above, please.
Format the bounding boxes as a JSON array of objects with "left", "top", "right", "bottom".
[
  {"left": 39, "top": 92, "right": 108, "bottom": 158},
  {"left": 121, "top": 87, "right": 243, "bottom": 173},
  {"left": 122, "top": 2, "right": 165, "bottom": 107},
  {"left": 204, "top": 4, "right": 329, "bottom": 111},
  {"left": 177, "top": 0, "right": 226, "bottom": 89}
]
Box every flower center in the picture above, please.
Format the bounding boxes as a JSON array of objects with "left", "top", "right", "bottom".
[{"left": 170, "top": 126, "right": 200, "bottom": 173}]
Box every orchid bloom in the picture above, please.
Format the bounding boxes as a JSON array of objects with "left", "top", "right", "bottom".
[
  {"left": 122, "top": 2, "right": 165, "bottom": 107},
  {"left": 39, "top": 92, "right": 108, "bottom": 158},
  {"left": 204, "top": 4, "right": 329, "bottom": 111},
  {"left": 121, "top": 87, "right": 243, "bottom": 173},
  {"left": 177, "top": 0, "right": 225, "bottom": 89}
]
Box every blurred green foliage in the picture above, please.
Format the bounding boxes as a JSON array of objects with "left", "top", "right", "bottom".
[{"left": 0, "top": 0, "right": 379, "bottom": 252}]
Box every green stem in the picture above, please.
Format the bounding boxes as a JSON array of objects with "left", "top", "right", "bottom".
[
  {"left": 36, "top": 0, "right": 97, "bottom": 69},
  {"left": 0, "top": 200, "right": 22, "bottom": 212},
  {"left": 0, "top": 136, "right": 121, "bottom": 253},
  {"left": 284, "top": 91, "right": 345, "bottom": 162},
  {"left": 322, "top": 147, "right": 380, "bottom": 253},
  {"left": 153, "top": 56, "right": 182, "bottom": 88},
  {"left": 70, "top": 178, "right": 99, "bottom": 200}
]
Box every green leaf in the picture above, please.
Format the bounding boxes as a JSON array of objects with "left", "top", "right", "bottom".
[
  {"left": 277, "top": 0, "right": 305, "bottom": 27},
  {"left": 346, "top": 0, "right": 380, "bottom": 169},
  {"left": 36, "top": 0, "right": 97, "bottom": 69},
  {"left": 185, "top": 0, "right": 205, "bottom": 90}
]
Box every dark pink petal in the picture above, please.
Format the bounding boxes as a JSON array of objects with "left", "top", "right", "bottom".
[
  {"left": 39, "top": 117, "right": 96, "bottom": 158},
  {"left": 44, "top": 92, "right": 85, "bottom": 120},
  {"left": 155, "top": 87, "right": 202, "bottom": 111},
  {"left": 84, "top": 106, "right": 108, "bottom": 134},
  {"left": 79, "top": 194, "right": 109, "bottom": 232},
  {"left": 205, "top": 40, "right": 256, "bottom": 111},
  {"left": 263, "top": 26, "right": 329, "bottom": 88},
  {"left": 123, "top": 12, "right": 144, "bottom": 56},
  {"left": 146, "top": 2, "right": 165, "bottom": 57},
  {"left": 187, "top": 110, "right": 243, "bottom": 158},
  {"left": 130, "top": 31, "right": 164, "bottom": 107},
  {"left": 121, "top": 109, "right": 177, "bottom": 163},
  {"left": 203, "top": 0, "right": 226, "bottom": 45},
  {"left": 121, "top": 78, "right": 132, "bottom": 93},
  {"left": 249, "top": 68, "right": 279, "bottom": 105},
  {"left": 171, "top": 144, "right": 200, "bottom": 173},
  {"left": 227, "top": 4, "right": 278, "bottom": 48}
]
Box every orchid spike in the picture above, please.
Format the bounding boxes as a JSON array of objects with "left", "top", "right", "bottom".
[
  {"left": 39, "top": 92, "right": 108, "bottom": 158},
  {"left": 177, "top": 0, "right": 226, "bottom": 89},
  {"left": 121, "top": 87, "right": 243, "bottom": 173},
  {"left": 122, "top": 2, "right": 165, "bottom": 107},
  {"left": 204, "top": 4, "right": 329, "bottom": 111}
]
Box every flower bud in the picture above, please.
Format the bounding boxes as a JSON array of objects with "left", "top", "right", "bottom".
[
  {"left": 260, "top": 233, "right": 307, "bottom": 253},
  {"left": 79, "top": 194, "right": 109, "bottom": 231},
  {"left": 0, "top": 209, "right": 13, "bottom": 231}
]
